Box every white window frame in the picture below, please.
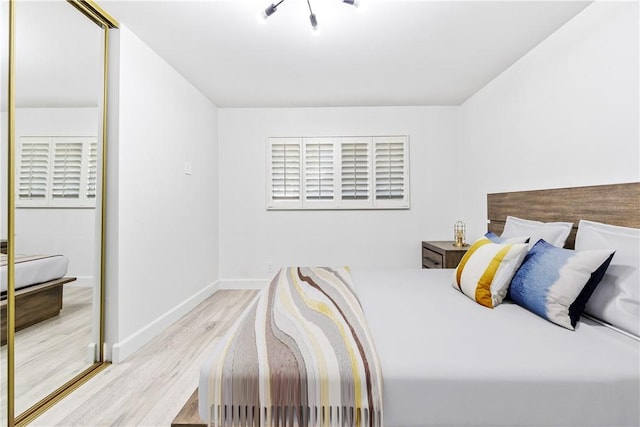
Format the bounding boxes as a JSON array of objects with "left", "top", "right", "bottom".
[
  {"left": 266, "top": 135, "right": 409, "bottom": 210},
  {"left": 16, "top": 136, "right": 98, "bottom": 208}
]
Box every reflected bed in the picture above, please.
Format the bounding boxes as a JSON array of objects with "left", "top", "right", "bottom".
[{"left": 1, "top": 254, "right": 76, "bottom": 344}]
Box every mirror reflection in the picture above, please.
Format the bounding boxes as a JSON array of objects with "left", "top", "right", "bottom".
[
  {"left": 1, "top": 0, "right": 9, "bottom": 424},
  {"left": 3, "top": 0, "right": 102, "bottom": 415}
]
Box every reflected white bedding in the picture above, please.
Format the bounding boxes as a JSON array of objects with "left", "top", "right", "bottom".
[
  {"left": 351, "top": 268, "right": 640, "bottom": 427},
  {"left": 0, "top": 254, "right": 69, "bottom": 293}
]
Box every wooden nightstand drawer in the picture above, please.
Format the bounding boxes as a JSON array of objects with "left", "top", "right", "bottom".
[
  {"left": 422, "top": 241, "right": 469, "bottom": 269},
  {"left": 422, "top": 246, "right": 444, "bottom": 268}
]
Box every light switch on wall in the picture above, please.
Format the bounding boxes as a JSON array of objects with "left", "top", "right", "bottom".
[{"left": 184, "top": 161, "right": 192, "bottom": 175}]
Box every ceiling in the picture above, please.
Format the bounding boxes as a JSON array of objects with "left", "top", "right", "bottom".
[
  {"left": 9, "top": 0, "right": 592, "bottom": 108},
  {"left": 12, "top": 1, "right": 102, "bottom": 108},
  {"left": 103, "top": 0, "right": 590, "bottom": 107}
]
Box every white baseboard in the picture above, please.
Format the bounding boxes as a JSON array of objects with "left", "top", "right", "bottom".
[
  {"left": 103, "top": 342, "right": 111, "bottom": 361},
  {"left": 87, "top": 342, "right": 97, "bottom": 363},
  {"left": 110, "top": 280, "right": 220, "bottom": 364},
  {"left": 67, "top": 276, "right": 94, "bottom": 287},
  {"left": 219, "top": 278, "right": 269, "bottom": 290}
]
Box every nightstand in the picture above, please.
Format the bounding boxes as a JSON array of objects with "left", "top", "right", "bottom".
[{"left": 422, "top": 241, "right": 469, "bottom": 269}]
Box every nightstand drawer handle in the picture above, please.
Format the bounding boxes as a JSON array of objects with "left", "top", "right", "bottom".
[{"left": 425, "top": 257, "right": 440, "bottom": 266}]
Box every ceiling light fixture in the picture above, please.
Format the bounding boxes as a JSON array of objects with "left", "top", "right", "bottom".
[
  {"left": 262, "top": 0, "right": 359, "bottom": 30},
  {"left": 307, "top": 0, "right": 318, "bottom": 31},
  {"left": 263, "top": 0, "right": 283, "bottom": 17}
]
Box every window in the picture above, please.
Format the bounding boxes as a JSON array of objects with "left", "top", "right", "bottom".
[
  {"left": 267, "top": 135, "right": 409, "bottom": 210},
  {"left": 17, "top": 136, "right": 98, "bottom": 208}
]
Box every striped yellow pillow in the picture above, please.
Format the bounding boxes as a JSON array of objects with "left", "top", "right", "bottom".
[{"left": 452, "top": 238, "right": 528, "bottom": 308}]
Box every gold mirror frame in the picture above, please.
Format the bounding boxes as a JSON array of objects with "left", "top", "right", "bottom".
[{"left": 5, "top": 1, "right": 118, "bottom": 425}]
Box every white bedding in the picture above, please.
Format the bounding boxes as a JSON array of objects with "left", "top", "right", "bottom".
[
  {"left": 0, "top": 254, "right": 69, "bottom": 294},
  {"left": 351, "top": 268, "right": 640, "bottom": 427}
]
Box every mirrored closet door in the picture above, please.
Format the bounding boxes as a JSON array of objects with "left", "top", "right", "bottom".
[
  {"left": 1, "top": 0, "right": 10, "bottom": 425},
  {"left": 13, "top": 0, "right": 102, "bottom": 414},
  {"left": 2, "top": 1, "right": 117, "bottom": 425}
]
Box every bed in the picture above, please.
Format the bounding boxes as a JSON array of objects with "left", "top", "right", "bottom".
[
  {"left": 197, "top": 182, "right": 640, "bottom": 427},
  {"left": 1, "top": 254, "right": 76, "bottom": 345},
  {"left": 352, "top": 268, "right": 639, "bottom": 426}
]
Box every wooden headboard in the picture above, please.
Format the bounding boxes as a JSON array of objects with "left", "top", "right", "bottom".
[{"left": 487, "top": 182, "right": 640, "bottom": 249}]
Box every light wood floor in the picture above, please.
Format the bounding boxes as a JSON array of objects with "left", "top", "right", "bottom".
[
  {"left": 31, "top": 289, "right": 257, "bottom": 427},
  {"left": 1, "top": 286, "right": 94, "bottom": 416}
]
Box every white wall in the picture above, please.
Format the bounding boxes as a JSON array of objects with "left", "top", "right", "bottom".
[
  {"left": 0, "top": 112, "right": 7, "bottom": 239},
  {"left": 218, "top": 107, "right": 461, "bottom": 286},
  {"left": 460, "top": 1, "right": 640, "bottom": 239},
  {"left": 45, "top": 0, "right": 637, "bottom": 362},
  {"left": 107, "top": 26, "right": 219, "bottom": 362},
  {"left": 13, "top": 108, "right": 98, "bottom": 284}
]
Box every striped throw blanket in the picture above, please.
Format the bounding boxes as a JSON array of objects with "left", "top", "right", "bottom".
[{"left": 203, "top": 267, "right": 383, "bottom": 427}]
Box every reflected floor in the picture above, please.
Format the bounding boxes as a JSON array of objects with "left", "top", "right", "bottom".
[{"left": 0, "top": 286, "right": 93, "bottom": 416}]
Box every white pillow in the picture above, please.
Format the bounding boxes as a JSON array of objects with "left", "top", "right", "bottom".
[
  {"left": 502, "top": 216, "right": 573, "bottom": 249},
  {"left": 452, "top": 237, "right": 529, "bottom": 308},
  {"left": 575, "top": 220, "right": 640, "bottom": 337}
]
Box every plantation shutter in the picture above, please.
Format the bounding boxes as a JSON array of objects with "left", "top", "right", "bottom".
[
  {"left": 304, "top": 140, "right": 334, "bottom": 201},
  {"left": 375, "top": 138, "right": 405, "bottom": 200},
  {"left": 341, "top": 140, "right": 369, "bottom": 200},
  {"left": 52, "top": 142, "right": 83, "bottom": 199},
  {"left": 267, "top": 135, "right": 408, "bottom": 210},
  {"left": 87, "top": 142, "right": 98, "bottom": 199},
  {"left": 17, "top": 136, "right": 97, "bottom": 207},
  {"left": 270, "top": 139, "right": 301, "bottom": 201},
  {"left": 18, "top": 139, "right": 49, "bottom": 200}
]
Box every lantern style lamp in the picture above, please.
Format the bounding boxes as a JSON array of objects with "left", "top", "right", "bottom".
[{"left": 453, "top": 221, "right": 467, "bottom": 247}]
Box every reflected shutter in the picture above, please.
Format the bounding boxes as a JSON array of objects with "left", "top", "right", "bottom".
[
  {"left": 87, "top": 142, "right": 98, "bottom": 199},
  {"left": 18, "top": 140, "right": 49, "bottom": 200},
  {"left": 52, "top": 142, "right": 83, "bottom": 199}
]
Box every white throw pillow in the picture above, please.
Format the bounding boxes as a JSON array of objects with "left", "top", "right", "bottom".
[
  {"left": 575, "top": 220, "right": 640, "bottom": 337},
  {"left": 452, "top": 237, "right": 528, "bottom": 308},
  {"left": 502, "top": 216, "right": 573, "bottom": 249}
]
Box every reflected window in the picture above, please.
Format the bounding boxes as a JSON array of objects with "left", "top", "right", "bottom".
[{"left": 17, "top": 136, "right": 97, "bottom": 207}]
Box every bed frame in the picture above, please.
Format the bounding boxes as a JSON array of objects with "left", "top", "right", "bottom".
[
  {"left": 1, "top": 276, "right": 76, "bottom": 345},
  {"left": 487, "top": 182, "right": 640, "bottom": 248},
  {"left": 172, "top": 181, "right": 640, "bottom": 427}
]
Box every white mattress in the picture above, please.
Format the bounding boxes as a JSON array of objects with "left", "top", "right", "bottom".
[
  {"left": 0, "top": 254, "right": 69, "bottom": 293},
  {"left": 351, "top": 268, "right": 640, "bottom": 427}
]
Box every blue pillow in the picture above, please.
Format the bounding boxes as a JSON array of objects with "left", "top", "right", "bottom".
[
  {"left": 484, "top": 231, "right": 504, "bottom": 242},
  {"left": 484, "top": 231, "right": 529, "bottom": 244},
  {"left": 509, "top": 239, "right": 614, "bottom": 330}
]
